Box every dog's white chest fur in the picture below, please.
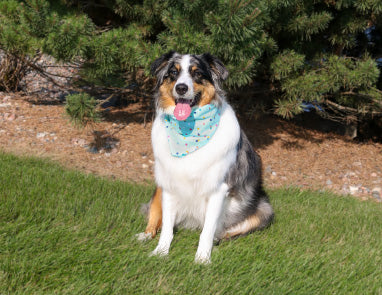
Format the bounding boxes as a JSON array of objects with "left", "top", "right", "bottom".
[{"left": 152, "top": 102, "right": 240, "bottom": 228}]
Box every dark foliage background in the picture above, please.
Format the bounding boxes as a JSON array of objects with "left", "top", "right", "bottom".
[{"left": 0, "top": 0, "right": 381, "bottom": 128}]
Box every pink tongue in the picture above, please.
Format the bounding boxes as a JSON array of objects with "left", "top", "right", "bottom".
[{"left": 174, "top": 103, "right": 192, "bottom": 121}]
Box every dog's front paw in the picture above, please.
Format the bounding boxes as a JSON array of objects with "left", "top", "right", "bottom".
[
  {"left": 135, "top": 232, "right": 153, "bottom": 242},
  {"left": 150, "top": 245, "right": 169, "bottom": 257},
  {"left": 194, "top": 251, "right": 211, "bottom": 264}
]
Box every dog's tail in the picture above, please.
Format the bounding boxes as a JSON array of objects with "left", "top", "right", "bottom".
[
  {"left": 140, "top": 202, "right": 151, "bottom": 219},
  {"left": 224, "top": 197, "right": 274, "bottom": 239}
]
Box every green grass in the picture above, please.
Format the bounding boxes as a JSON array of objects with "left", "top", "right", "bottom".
[{"left": 1, "top": 152, "right": 381, "bottom": 294}]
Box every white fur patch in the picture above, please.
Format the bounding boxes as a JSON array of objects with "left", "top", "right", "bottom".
[
  {"left": 173, "top": 55, "right": 194, "bottom": 100},
  {"left": 152, "top": 102, "right": 240, "bottom": 210},
  {"left": 135, "top": 232, "right": 153, "bottom": 242}
]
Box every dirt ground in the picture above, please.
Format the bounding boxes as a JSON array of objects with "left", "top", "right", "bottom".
[{"left": 1, "top": 92, "right": 381, "bottom": 202}]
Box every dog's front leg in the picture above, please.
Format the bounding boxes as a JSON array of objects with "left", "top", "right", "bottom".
[
  {"left": 151, "top": 190, "right": 176, "bottom": 257},
  {"left": 195, "top": 183, "right": 229, "bottom": 264}
]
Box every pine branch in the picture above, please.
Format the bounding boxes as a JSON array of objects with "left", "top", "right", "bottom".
[{"left": 324, "top": 99, "right": 382, "bottom": 116}]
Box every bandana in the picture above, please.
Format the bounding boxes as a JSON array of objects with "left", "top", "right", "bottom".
[{"left": 163, "top": 104, "right": 221, "bottom": 158}]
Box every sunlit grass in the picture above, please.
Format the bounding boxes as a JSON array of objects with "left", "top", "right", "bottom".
[{"left": 1, "top": 152, "right": 381, "bottom": 294}]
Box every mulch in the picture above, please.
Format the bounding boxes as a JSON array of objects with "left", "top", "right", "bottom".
[{"left": 1, "top": 92, "right": 381, "bottom": 202}]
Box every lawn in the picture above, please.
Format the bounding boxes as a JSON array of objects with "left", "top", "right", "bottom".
[{"left": 1, "top": 152, "right": 381, "bottom": 294}]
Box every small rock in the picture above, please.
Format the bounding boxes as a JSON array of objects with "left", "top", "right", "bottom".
[
  {"left": 105, "top": 152, "right": 111, "bottom": 157},
  {"left": 271, "top": 171, "right": 277, "bottom": 176},
  {"left": 265, "top": 166, "right": 272, "bottom": 174},
  {"left": 6, "top": 113, "right": 16, "bottom": 121},
  {"left": 142, "top": 164, "right": 148, "bottom": 169},
  {"left": 371, "top": 172, "right": 377, "bottom": 177},
  {"left": 326, "top": 179, "right": 333, "bottom": 186},
  {"left": 0, "top": 103, "right": 11, "bottom": 108},
  {"left": 371, "top": 191, "right": 381, "bottom": 201},
  {"left": 357, "top": 186, "right": 367, "bottom": 194},
  {"left": 352, "top": 161, "right": 362, "bottom": 167},
  {"left": 36, "top": 132, "right": 48, "bottom": 139},
  {"left": 349, "top": 185, "right": 359, "bottom": 195},
  {"left": 71, "top": 138, "right": 86, "bottom": 147}
]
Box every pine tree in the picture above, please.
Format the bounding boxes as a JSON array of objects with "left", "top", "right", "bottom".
[
  {"left": 1, "top": 0, "right": 381, "bottom": 127},
  {"left": 156, "top": 0, "right": 271, "bottom": 88},
  {"left": 267, "top": 0, "right": 382, "bottom": 122},
  {"left": 0, "top": 0, "right": 95, "bottom": 90},
  {"left": 1, "top": 0, "right": 270, "bottom": 125}
]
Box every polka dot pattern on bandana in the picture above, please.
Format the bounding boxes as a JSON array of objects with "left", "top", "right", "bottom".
[{"left": 164, "top": 104, "right": 221, "bottom": 157}]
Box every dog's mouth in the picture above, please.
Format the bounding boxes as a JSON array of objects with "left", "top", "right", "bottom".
[
  {"left": 175, "top": 92, "right": 201, "bottom": 108},
  {"left": 173, "top": 92, "right": 201, "bottom": 121}
]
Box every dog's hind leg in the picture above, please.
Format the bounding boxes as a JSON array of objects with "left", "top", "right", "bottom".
[
  {"left": 136, "top": 187, "right": 162, "bottom": 241},
  {"left": 223, "top": 198, "right": 274, "bottom": 239}
]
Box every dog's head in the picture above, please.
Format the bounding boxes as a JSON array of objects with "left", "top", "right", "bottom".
[{"left": 151, "top": 52, "right": 228, "bottom": 119}]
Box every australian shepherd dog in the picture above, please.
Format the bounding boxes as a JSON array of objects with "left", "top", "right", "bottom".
[{"left": 136, "top": 51, "right": 274, "bottom": 263}]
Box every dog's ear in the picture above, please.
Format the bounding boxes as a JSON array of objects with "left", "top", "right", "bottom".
[
  {"left": 200, "top": 53, "right": 229, "bottom": 82},
  {"left": 151, "top": 51, "right": 176, "bottom": 77}
]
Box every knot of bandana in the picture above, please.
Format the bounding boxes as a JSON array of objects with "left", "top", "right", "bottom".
[{"left": 164, "top": 104, "right": 221, "bottom": 158}]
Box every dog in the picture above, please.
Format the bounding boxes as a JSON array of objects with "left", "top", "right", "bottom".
[{"left": 136, "top": 51, "right": 274, "bottom": 263}]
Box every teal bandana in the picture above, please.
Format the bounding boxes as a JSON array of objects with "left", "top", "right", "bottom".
[{"left": 164, "top": 104, "right": 221, "bottom": 158}]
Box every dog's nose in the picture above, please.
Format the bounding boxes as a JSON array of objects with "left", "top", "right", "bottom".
[{"left": 175, "top": 83, "right": 188, "bottom": 95}]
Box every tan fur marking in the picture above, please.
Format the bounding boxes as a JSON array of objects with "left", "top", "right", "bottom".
[
  {"left": 194, "top": 81, "right": 216, "bottom": 107},
  {"left": 223, "top": 214, "right": 261, "bottom": 239},
  {"left": 159, "top": 80, "right": 176, "bottom": 109},
  {"left": 144, "top": 187, "right": 162, "bottom": 238},
  {"left": 175, "top": 64, "right": 181, "bottom": 71}
]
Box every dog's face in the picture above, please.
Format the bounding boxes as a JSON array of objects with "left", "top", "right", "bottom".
[{"left": 151, "top": 52, "right": 228, "bottom": 117}]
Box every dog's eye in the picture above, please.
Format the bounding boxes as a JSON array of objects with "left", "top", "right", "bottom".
[
  {"left": 169, "top": 70, "right": 178, "bottom": 76},
  {"left": 194, "top": 71, "right": 202, "bottom": 78}
]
